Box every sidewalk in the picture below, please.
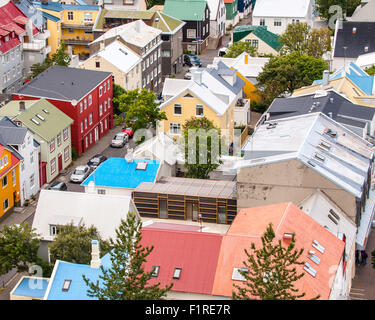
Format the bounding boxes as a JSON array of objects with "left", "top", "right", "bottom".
[{"left": 0, "top": 197, "right": 38, "bottom": 231}]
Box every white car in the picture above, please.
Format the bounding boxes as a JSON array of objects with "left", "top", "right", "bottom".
[
  {"left": 70, "top": 165, "right": 91, "bottom": 183},
  {"left": 111, "top": 132, "right": 128, "bottom": 148}
]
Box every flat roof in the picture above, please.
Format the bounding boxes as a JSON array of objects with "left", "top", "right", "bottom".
[
  {"left": 12, "top": 277, "right": 49, "bottom": 298},
  {"left": 135, "top": 176, "right": 237, "bottom": 199}
]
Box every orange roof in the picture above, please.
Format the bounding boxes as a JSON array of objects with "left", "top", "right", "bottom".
[{"left": 212, "top": 203, "right": 345, "bottom": 300}]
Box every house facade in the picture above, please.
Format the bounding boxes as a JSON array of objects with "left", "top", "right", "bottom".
[
  {"left": 207, "top": 0, "right": 226, "bottom": 49},
  {"left": 0, "top": 117, "right": 40, "bottom": 205},
  {"left": 97, "top": 0, "right": 147, "bottom": 11},
  {"left": 237, "top": 0, "right": 252, "bottom": 18},
  {"left": 224, "top": 0, "right": 239, "bottom": 28},
  {"left": 163, "top": 0, "right": 210, "bottom": 54},
  {"left": 13, "top": 66, "right": 113, "bottom": 156}
]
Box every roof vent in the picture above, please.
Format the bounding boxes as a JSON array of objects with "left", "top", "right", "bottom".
[
  {"left": 19, "top": 101, "right": 25, "bottom": 111},
  {"left": 314, "top": 153, "right": 325, "bottom": 162},
  {"left": 42, "top": 109, "right": 49, "bottom": 114},
  {"left": 155, "top": 17, "right": 160, "bottom": 22},
  {"left": 352, "top": 27, "right": 357, "bottom": 34},
  {"left": 319, "top": 140, "right": 331, "bottom": 151},
  {"left": 324, "top": 128, "right": 337, "bottom": 138},
  {"left": 119, "top": 48, "right": 128, "bottom": 55},
  {"left": 329, "top": 98, "right": 334, "bottom": 103},
  {"left": 266, "top": 122, "right": 277, "bottom": 129},
  {"left": 283, "top": 233, "right": 293, "bottom": 240},
  {"left": 152, "top": 265, "right": 160, "bottom": 277}
]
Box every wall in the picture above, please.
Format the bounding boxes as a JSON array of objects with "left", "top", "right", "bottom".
[
  {"left": 0, "top": 44, "right": 24, "bottom": 94},
  {"left": 237, "top": 159, "right": 358, "bottom": 222},
  {"left": 239, "top": 32, "right": 279, "bottom": 56},
  {"left": 84, "top": 185, "right": 133, "bottom": 197},
  {"left": 225, "top": 0, "right": 239, "bottom": 25},
  {"left": 235, "top": 70, "right": 260, "bottom": 102}
]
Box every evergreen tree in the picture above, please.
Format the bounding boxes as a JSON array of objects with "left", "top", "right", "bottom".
[
  {"left": 83, "top": 212, "right": 172, "bottom": 300},
  {"left": 232, "top": 223, "right": 317, "bottom": 300},
  {"left": 224, "top": 42, "right": 258, "bottom": 58}
]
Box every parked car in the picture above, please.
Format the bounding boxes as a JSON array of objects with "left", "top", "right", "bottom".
[
  {"left": 122, "top": 127, "right": 134, "bottom": 138},
  {"left": 87, "top": 154, "right": 107, "bottom": 169},
  {"left": 48, "top": 181, "right": 67, "bottom": 191},
  {"left": 218, "top": 47, "right": 228, "bottom": 57},
  {"left": 111, "top": 132, "right": 128, "bottom": 148},
  {"left": 70, "top": 165, "right": 91, "bottom": 183},
  {"left": 184, "top": 70, "right": 192, "bottom": 80},
  {"left": 184, "top": 54, "right": 202, "bottom": 67}
]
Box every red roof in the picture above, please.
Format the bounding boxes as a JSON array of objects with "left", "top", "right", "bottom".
[
  {"left": 2, "top": 22, "right": 25, "bottom": 35},
  {"left": 0, "top": 145, "right": 21, "bottom": 178},
  {"left": 13, "top": 16, "right": 29, "bottom": 25},
  {"left": 0, "top": 27, "right": 9, "bottom": 35},
  {"left": 140, "top": 228, "right": 223, "bottom": 295}
]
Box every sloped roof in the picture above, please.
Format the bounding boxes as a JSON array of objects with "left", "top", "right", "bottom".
[
  {"left": 253, "top": 0, "right": 312, "bottom": 18},
  {"left": 163, "top": 0, "right": 207, "bottom": 21},
  {"left": 0, "top": 124, "right": 27, "bottom": 145},
  {"left": 350, "top": 0, "right": 375, "bottom": 22},
  {"left": 212, "top": 202, "right": 346, "bottom": 300},
  {"left": 15, "top": 99, "right": 74, "bottom": 142},
  {"left": 233, "top": 25, "right": 282, "bottom": 51}
]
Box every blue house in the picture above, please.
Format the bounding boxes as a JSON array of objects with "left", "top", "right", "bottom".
[{"left": 238, "top": 0, "right": 252, "bottom": 18}]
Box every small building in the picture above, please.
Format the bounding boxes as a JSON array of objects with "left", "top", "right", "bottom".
[
  {"left": 97, "top": 0, "right": 147, "bottom": 11},
  {"left": 133, "top": 176, "right": 237, "bottom": 224},
  {"left": 206, "top": 0, "right": 226, "bottom": 49},
  {"left": 252, "top": 0, "right": 314, "bottom": 35},
  {"left": 10, "top": 276, "right": 49, "bottom": 300},
  {"left": 81, "top": 157, "right": 162, "bottom": 197},
  {"left": 32, "top": 189, "right": 140, "bottom": 261},
  {"left": 232, "top": 25, "right": 282, "bottom": 56},
  {"left": 224, "top": 0, "right": 239, "bottom": 28}
]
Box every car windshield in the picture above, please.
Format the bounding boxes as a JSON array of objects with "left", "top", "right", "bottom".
[
  {"left": 50, "top": 181, "right": 61, "bottom": 188},
  {"left": 115, "top": 135, "right": 124, "bottom": 140},
  {"left": 74, "top": 169, "right": 85, "bottom": 175},
  {"left": 90, "top": 158, "right": 100, "bottom": 163}
]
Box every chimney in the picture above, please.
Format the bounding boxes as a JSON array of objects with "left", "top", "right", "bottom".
[
  {"left": 19, "top": 101, "right": 25, "bottom": 111},
  {"left": 328, "top": 112, "right": 333, "bottom": 118},
  {"left": 99, "top": 40, "right": 105, "bottom": 52},
  {"left": 90, "top": 240, "right": 101, "bottom": 268},
  {"left": 322, "top": 70, "right": 330, "bottom": 86},
  {"left": 244, "top": 53, "right": 248, "bottom": 65},
  {"left": 352, "top": 27, "right": 357, "bottom": 34},
  {"left": 26, "top": 18, "right": 34, "bottom": 42},
  {"left": 192, "top": 69, "right": 202, "bottom": 85},
  {"left": 135, "top": 20, "right": 142, "bottom": 33}
]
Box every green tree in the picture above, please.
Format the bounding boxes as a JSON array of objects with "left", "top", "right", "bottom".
[
  {"left": 257, "top": 52, "right": 328, "bottom": 105},
  {"left": 0, "top": 223, "right": 41, "bottom": 275},
  {"left": 232, "top": 223, "right": 316, "bottom": 300},
  {"left": 29, "top": 40, "right": 71, "bottom": 79},
  {"left": 316, "top": 0, "right": 360, "bottom": 21},
  {"left": 115, "top": 88, "right": 167, "bottom": 132},
  {"left": 365, "top": 65, "right": 375, "bottom": 76},
  {"left": 83, "top": 212, "right": 172, "bottom": 300},
  {"left": 224, "top": 42, "right": 257, "bottom": 58},
  {"left": 279, "top": 22, "right": 332, "bottom": 58},
  {"left": 146, "top": 0, "right": 164, "bottom": 9},
  {"left": 48, "top": 224, "right": 111, "bottom": 265},
  {"left": 112, "top": 84, "right": 126, "bottom": 115},
  {"left": 182, "top": 117, "right": 222, "bottom": 179}
]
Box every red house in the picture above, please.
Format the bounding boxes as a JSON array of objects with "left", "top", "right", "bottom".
[{"left": 13, "top": 66, "right": 113, "bottom": 155}]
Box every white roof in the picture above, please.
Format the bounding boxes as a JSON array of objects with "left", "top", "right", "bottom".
[
  {"left": 253, "top": 0, "right": 312, "bottom": 18},
  {"left": 237, "top": 112, "right": 374, "bottom": 198},
  {"left": 91, "top": 20, "right": 162, "bottom": 48},
  {"left": 299, "top": 189, "right": 357, "bottom": 253},
  {"left": 97, "top": 41, "right": 141, "bottom": 74},
  {"left": 133, "top": 132, "right": 185, "bottom": 165},
  {"left": 162, "top": 78, "right": 191, "bottom": 98},
  {"left": 206, "top": 0, "right": 222, "bottom": 20},
  {"left": 32, "top": 190, "right": 138, "bottom": 241},
  {"left": 356, "top": 52, "right": 375, "bottom": 68},
  {"left": 350, "top": 0, "right": 375, "bottom": 21}
]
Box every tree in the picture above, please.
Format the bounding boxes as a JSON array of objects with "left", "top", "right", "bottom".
[
  {"left": 48, "top": 224, "right": 111, "bottom": 265},
  {"left": 112, "top": 84, "right": 126, "bottom": 115},
  {"left": 257, "top": 52, "right": 328, "bottom": 105},
  {"left": 83, "top": 212, "right": 172, "bottom": 300},
  {"left": 279, "top": 22, "right": 332, "bottom": 58},
  {"left": 0, "top": 223, "right": 41, "bottom": 275},
  {"left": 29, "top": 40, "right": 71, "bottom": 79},
  {"left": 115, "top": 89, "right": 167, "bottom": 132},
  {"left": 316, "top": 0, "right": 360, "bottom": 21},
  {"left": 224, "top": 42, "right": 257, "bottom": 58},
  {"left": 182, "top": 117, "right": 222, "bottom": 179},
  {"left": 365, "top": 65, "right": 375, "bottom": 76},
  {"left": 232, "top": 223, "right": 316, "bottom": 300}
]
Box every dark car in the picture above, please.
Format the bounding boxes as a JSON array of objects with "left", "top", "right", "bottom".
[
  {"left": 184, "top": 54, "right": 202, "bottom": 67},
  {"left": 48, "top": 181, "right": 67, "bottom": 191},
  {"left": 87, "top": 154, "right": 107, "bottom": 169}
]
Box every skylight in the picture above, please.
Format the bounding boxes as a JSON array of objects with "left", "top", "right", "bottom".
[
  {"left": 36, "top": 114, "right": 45, "bottom": 121},
  {"left": 304, "top": 262, "right": 317, "bottom": 277},
  {"left": 62, "top": 279, "right": 71, "bottom": 292},
  {"left": 312, "top": 240, "right": 325, "bottom": 253},
  {"left": 173, "top": 267, "right": 182, "bottom": 280},
  {"left": 314, "top": 153, "right": 325, "bottom": 162},
  {"left": 42, "top": 109, "right": 49, "bottom": 114},
  {"left": 231, "top": 268, "right": 248, "bottom": 281},
  {"left": 319, "top": 141, "right": 331, "bottom": 151},
  {"left": 31, "top": 118, "right": 40, "bottom": 125},
  {"left": 308, "top": 250, "right": 321, "bottom": 265},
  {"left": 152, "top": 265, "right": 160, "bottom": 278},
  {"left": 136, "top": 161, "right": 148, "bottom": 170},
  {"left": 325, "top": 128, "right": 337, "bottom": 138}
]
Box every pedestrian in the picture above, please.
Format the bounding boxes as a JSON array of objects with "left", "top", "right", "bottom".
[
  {"left": 361, "top": 250, "right": 368, "bottom": 265},
  {"left": 355, "top": 250, "right": 360, "bottom": 265}
]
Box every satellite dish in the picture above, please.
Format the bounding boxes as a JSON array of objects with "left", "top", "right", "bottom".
[{"left": 71, "top": 99, "right": 78, "bottom": 106}]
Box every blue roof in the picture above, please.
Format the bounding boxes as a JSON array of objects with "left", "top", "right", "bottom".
[
  {"left": 13, "top": 278, "right": 49, "bottom": 298},
  {"left": 81, "top": 158, "right": 160, "bottom": 189},
  {"left": 46, "top": 253, "right": 112, "bottom": 300},
  {"left": 34, "top": 1, "right": 99, "bottom": 11},
  {"left": 313, "top": 62, "right": 375, "bottom": 95},
  {"left": 43, "top": 11, "right": 60, "bottom": 22}
]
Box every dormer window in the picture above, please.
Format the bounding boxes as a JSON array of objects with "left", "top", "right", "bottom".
[{"left": 5, "top": 35, "right": 9, "bottom": 42}]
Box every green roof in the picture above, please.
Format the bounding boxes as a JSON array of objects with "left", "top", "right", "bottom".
[
  {"left": 233, "top": 25, "right": 283, "bottom": 52},
  {"left": 0, "top": 100, "right": 35, "bottom": 119},
  {"left": 14, "top": 99, "right": 74, "bottom": 142},
  {"left": 163, "top": 0, "right": 207, "bottom": 21},
  {"left": 94, "top": 9, "right": 184, "bottom": 34}
]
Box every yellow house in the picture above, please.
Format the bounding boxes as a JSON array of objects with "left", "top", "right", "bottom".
[
  {"left": 38, "top": 3, "right": 99, "bottom": 58},
  {"left": 159, "top": 67, "right": 248, "bottom": 141},
  {"left": 0, "top": 144, "right": 21, "bottom": 219}
]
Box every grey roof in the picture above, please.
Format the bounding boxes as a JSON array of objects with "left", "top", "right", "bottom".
[
  {"left": 207, "top": 62, "right": 245, "bottom": 95},
  {"left": 334, "top": 21, "right": 375, "bottom": 58},
  {"left": 16, "top": 66, "right": 112, "bottom": 101},
  {"left": 0, "top": 126, "right": 27, "bottom": 145},
  {"left": 266, "top": 90, "right": 375, "bottom": 130}
]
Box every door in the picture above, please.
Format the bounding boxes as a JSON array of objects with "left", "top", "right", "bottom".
[
  {"left": 218, "top": 206, "right": 227, "bottom": 224},
  {"left": 58, "top": 154, "right": 63, "bottom": 172},
  {"left": 94, "top": 126, "right": 99, "bottom": 142},
  {"left": 159, "top": 200, "right": 167, "bottom": 219},
  {"left": 192, "top": 203, "right": 198, "bottom": 221}
]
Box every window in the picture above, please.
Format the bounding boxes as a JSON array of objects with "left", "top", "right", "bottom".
[
  {"left": 105, "top": 118, "right": 107, "bottom": 129},
  {"left": 252, "top": 39, "right": 259, "bottom": 48},
  {"left": 173, "top": 267, "right": 182, "bottom": 280},
  {"left": 196, "top": 104, "right": 204, "bottom": 116},
  {"left": 51, "top": 158, "right": 56, "bottom": 174},
  {"left": 50, "top": 139, "right": 55, "bottom": 153},
  {"left": 95, "top": 61, "right": 100, "bottom": 68},
  {"left": 152, "top": 266, "right": 160, "bottom": 277},
  {"left": 2, "top": 175, "right": 8, "bottom": 188},
  {"left": 85, "top": 136, "right": 88, "bottom": 148},
  {"left": 89, "top": 113, "right": 93, "bottom": 125},
  {"left": 104, "top": 101, "right": 107, "bottom": 111},
  {"left": 12, "top": 169, "right": 16, "bottom": 186},
  {"left": 146, "top": 58, "right": 149, "bottom": 68},
  {"left": 30, "top": 174, "right": 35, "bottom": 187},
  {"left": 99, "top": 104, "right": 103, "bottom": 116},
  {"left": 64, "top": 146, "right": 70, "bottom": 162},
  {"left": 143, "top": 78, "right": 146, "bottom": 88},
  {"left": 67, "top": 11, "right": 73, "bottom": 20},
  {"left": 108, "top": 98, "right": 111, "bottom": 109},
  {"left": 174, "top": 104, "right": 182, "bottom": 115},
  {"left": 99, "top": 86, "right": 103, "bottom": 97},
  {"left": 3, "top": 198, "right": 9, "bottom": 211},
  {"left": 30, "top": 151, "right": 34, "bottom": 164},
  {"left": 81, "top": 121, "right": 83, "bottom": 133},
  {"left": 187, "top": 29, "right": 196, "bottom": 39},
  {"left": 80, "top": 102, "right": 83, "bottom": 113},
  {"left": 4, "top": 155, "right": 8, "bottom": 166},
  {"left": 62, "top": 280, "right": 71, "bottom": 291},
  {"left": 170, "top": 122, "right": 180, "bottom": 134},
  {"left": 57, "top": 133, "right": 62, "bottom": 146},
  {"left": 89, "top": 132, "right": 92, "bottom": 144},
  {"left": 274, "top": 20, "right": 282, "bottom": 26},
  {"left": 63, "top": 128, "right": 68, "bottom": 140},
  {"left": 104, "top": 82, "right": 107, "bottom": 93},
  {"left": 97, "top": 189, "right": 106, "bottom": 195},
  {"left": 150, "top": 54, "right": 154, "bottom": 64},
  {"left": 158, "top": 64, "right": 161, "bottom": 74},
  {"left": 260, "top": 18, "right": 265, "bottom": 26},
  {"left": 84, "top": 12, "right": 93, "bottom": 22},
  {"left": 88, "top": 94, "right": 92, "bottom": 106},
  {"left": 147, "top": 74, "right": 150, "bottom": 84}
]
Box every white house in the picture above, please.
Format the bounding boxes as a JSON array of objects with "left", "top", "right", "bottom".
[
  {"left": 0, "top": 117, "right": 40, "bottom": 205},
  {"left": 207, "top": 0, "right": 226, "bottom": 49},
  {"left": 252, "top": 0, "right": 315, "bottom": 35},
  {"left": 32, "top": 189, "right": 140, "bottom": 261}
]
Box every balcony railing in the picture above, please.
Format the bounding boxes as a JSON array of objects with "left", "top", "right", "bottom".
[
  {"left": 61, "top": 22, "right": 94, "bottom": 30},
  {"left": 235, "top": 98, "right": 250, "bottom": 109},
  {"left": 64, "top": 38, "right": 92, "bottom": 45},
  {"left": 23, "top": 40, "right": 47, "bottom": 51},
  {"left": 35, "top": 29, "right": 50, "bottom": 41}
]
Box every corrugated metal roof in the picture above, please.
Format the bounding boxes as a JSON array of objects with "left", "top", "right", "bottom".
[{"left": 163, "top": 0, "right": 207, "bottom": 21}]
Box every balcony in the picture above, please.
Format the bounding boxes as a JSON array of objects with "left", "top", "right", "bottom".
[
  {"left": 64, "top": 37, "right": 92, "bottom": 45},
  {"left": 234, "top": 98, "right": 251, "bottom": 127},
  {"left": 23, "top": 39, "right": 48, "bottom": 51},
  {"left": 61, "top": 22, "right": 94, "bottom": 30},
  {"left": 35, "top": 29, "right": 50, "bottom": 41}
]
